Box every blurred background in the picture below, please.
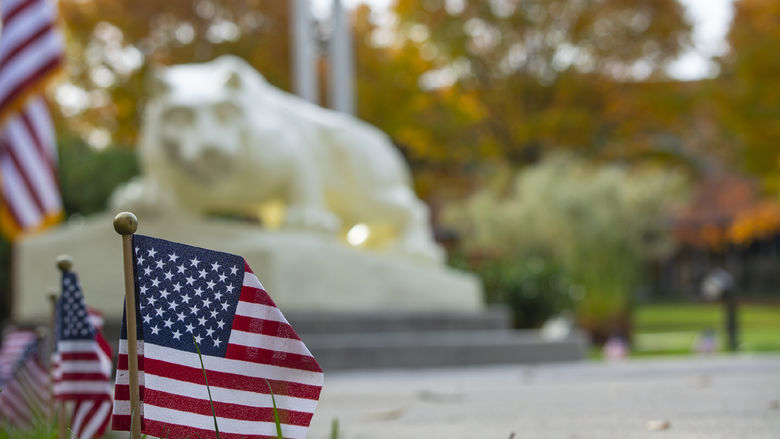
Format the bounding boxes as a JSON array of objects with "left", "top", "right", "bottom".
[{"left": 2, "top": 0, "right": 779, "bottom": 358}]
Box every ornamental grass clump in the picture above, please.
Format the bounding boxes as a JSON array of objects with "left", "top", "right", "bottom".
[{"left": 444, "top": 153, "right": 687, "bottom": 341}]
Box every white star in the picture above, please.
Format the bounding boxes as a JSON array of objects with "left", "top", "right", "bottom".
[
  {"left": 155, "top": 260, "right": 165, "bottom": 269},
  {"left": 169, "top": 252, "right": 179, "bottom": 263},
  {"left": 205, "top": 327, "right": 215, "bottom": 337},
  {"left": 198, "top": 269, "right": 208, "bottom": 279},
  {"left": 173, "top": 283, "right": 183, "bottom": 293},
  {"left": 151, "top": 278, "right": 160, "bottom": 288},
  {"left": 159, "top": 289, "right": 170, "bottom": 300},
  {"left": 218, "top": 273, "right": 227, "bottom": 283},
  {"left": 147, "top": 247, "right": 157, "bottom": 258},
  {"left": 168, "top": 300, "right": 178, "bottom": 310},
  {"left": 147, "top": 296, "right": 157, "bottom": 306},
  {"left": 137, "top": 255, "right": 146, "bottom": 265},
  {"left": 163, "top": 318, "right": 174, "bottom": 328},
  {"left": 206, "top": 280, "right": 216, "bottom": 290},
  {"left": 221, "top": 302, "right": 230, "bottom": 311},
  {"left": 185, "top": 323, "right": 195, "bottom": 333},
  {"left": 202, "top": 298, "right": 212, "bottom": 308},
  {"left": 155, "top": 308, "right": 165, "bottom": 317},
  {"left": 181, "top": 293, "right": 191, "bottom": 304},
  {"left": 172, "top": 329, "right": 182, "bottom": 340},
  {"left": 194, "top": 334, "right": 203, "bottom": 344},
  {"left": 177, "top": 264, "right": 186, "bottom": 274},
  {"left": 142, "top": 314, "right": 152, "bottom": 324},
  {"left": 217, "top": 319, "right": 225, "bottom": 329},
  {"left": 185, "top": 276, "right": 196, "bottom": 286},
  {"left": 143, "top": 267, "right": 152, "bottom": 276},
  {"left": 211, "top": 261, "right": 221, "bottom": 271},
  {"left": 189, "top": 305, "right": 199, "bottom": 314},
  {"left": 135, "top": 246, "right": 140, "bottom": 254},
  {"left": 213, "top": 338, "right": 222, "bottom": 347},
  {"left": 151, "top": 325, "right": 161, "bottom": 335},
  {"left": 177, "top": 311, "right": 186, "bottom": 321},
  {"left": 193, "top": 287, "right": 204, "bottom": 297},
  {"left": 210, "top": 309, "right": 219, "bottom": 319},
  {"left": 198, "top": 316, "right": 207, "bottom": 326},
  {"left": 230, "top": 265, "right": 238, "bottom": 275},
  {"left": 164, "top": 271, "right": 174, "bottom": 280},
  {"left": 190, "top": 257, "right": 200, "bottom": 267},
  {"left": 214, "top": 292, "right": 223, "bottom": 301},
  {"left": 140, "top": 285, "right": 149, "bottom": 294}
]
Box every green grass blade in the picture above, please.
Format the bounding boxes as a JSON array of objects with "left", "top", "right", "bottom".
[
  {"left": 193, "top": 336, "right": 221, "bottom": 439},
  {"left": 329, "top": 418, "right": 340, "bottom": 439},
  {"left": 264, "top": 379, "right": 284, "bottom": 439}
]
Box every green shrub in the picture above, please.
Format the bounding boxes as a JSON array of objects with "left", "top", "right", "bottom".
[{"left": 477, "top": 256, "right": 580, "bottom": 328}]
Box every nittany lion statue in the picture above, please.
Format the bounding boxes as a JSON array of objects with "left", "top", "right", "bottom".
[{"left": 110, "top": 55, "right": 444, "bottom": 263}]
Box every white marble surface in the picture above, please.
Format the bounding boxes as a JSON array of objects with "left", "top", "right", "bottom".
[{"left": 15, "top": 213, "right": 482, "bottom": 321}]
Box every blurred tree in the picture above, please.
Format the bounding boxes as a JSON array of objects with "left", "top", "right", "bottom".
[
  {"left": 57, "top": 0, "right": 291, "bottom": 146},
  {"left": 351, "top": 0, "right": 693, "bottom": 193},
  {"left": 718, "top": 0, "right": 780, "bottom": 194}
]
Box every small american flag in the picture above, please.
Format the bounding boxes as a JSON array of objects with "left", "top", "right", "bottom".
[
  {"left": 112, "top": 235, "right": 324, "bottom": 439},
  {"left": 53, "top": 270, "right": 113, "bottom": 438},
  {"left": 0, "top": 335, "right": 49, "bottom": 426}
]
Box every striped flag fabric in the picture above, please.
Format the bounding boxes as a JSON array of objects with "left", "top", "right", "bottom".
[
  {"left": 0, "top": 327, "right": 37, "bottom": 381},
  {"left": 0, "top": 335, "right": 50, "bottom": 427},
  {"left": 0, "top": 0, "right": 64, "bottom": 238},
  {"left": 53, "top": 270, "right": 113, "bottom": 439},
  {"left": 0, "top": 0, "right": 64, "bottom": 120},
  {"left": 69, "top": 308, "right": 114, "bottom": 439},
  {"left": 112, "top": 235, "right": 324, "bottom": 439}
]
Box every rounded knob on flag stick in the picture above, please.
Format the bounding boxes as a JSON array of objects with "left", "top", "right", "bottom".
[
  {"left": 113, "top": 211, "right": 138, "bottom": 235},
  {"left": 55, "top": 254, "right": 73, "bottom": 272}
]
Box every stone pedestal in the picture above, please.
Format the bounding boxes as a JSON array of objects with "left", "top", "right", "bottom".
[{"left": 14, "top": 212, "right": 483, "bottom": 322}]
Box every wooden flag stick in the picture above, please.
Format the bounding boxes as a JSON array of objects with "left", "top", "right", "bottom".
[
  {"left": 47, "top": 291, "right": 59, "bottom": 436},
  {"left": 54, "top": 256, "right": 72, "bottom": 439},
  {"left": 114, "top": 212, "right": 141, "bottom": 439}
]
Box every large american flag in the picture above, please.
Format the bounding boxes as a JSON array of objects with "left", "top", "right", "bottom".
[
  {"left": 0, "top": 334, "right": 49, "bottom": 426},
  {"left": 0, "top": 0, "right": 64, "bottom": 238},
  {"left": 112, "top": 235, "right": 324, "bottom": 439},
  {"left": 53, "top": 270, "right": 113, "bottom": 438}
]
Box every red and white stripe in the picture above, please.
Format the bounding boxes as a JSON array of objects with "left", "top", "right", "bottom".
[
  {"left": 0, "top": 0, "right": 63, "bottom": 238},
  {"left": 114, "top": 262, "right": 324, "bottom": 439},
  {"left": 52, "top": 339, "right": 112, "bottom": 399},
  {"left": 51, "top": 322, "right": 113, "bottom": 438},
  {"left": 69, "top": 329, "right": 113, "bottom": 439},
  {"left": 0, "top": 350, "right": 50, "bottom": 426},
  {"left": 0, "top": 328, "right": 37, "bottom": 380},
  {"left": 0, "top": 96, "right": 61, "bottom": 235},
  {"left": 0, "top": 0, "right": 63, "bottom": 119}
]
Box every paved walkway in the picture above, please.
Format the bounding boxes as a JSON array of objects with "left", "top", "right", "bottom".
[{"left": 308, "top": 355, "right": 780, "bottom": 439}]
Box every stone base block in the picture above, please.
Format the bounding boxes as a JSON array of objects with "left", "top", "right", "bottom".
[{"left": 14, "top": 212, "right": 483, "bottom": 322}]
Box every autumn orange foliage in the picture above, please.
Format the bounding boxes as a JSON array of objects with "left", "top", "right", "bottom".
[{"left": 674, "top": 173, "right": 780, "bottom": 250}]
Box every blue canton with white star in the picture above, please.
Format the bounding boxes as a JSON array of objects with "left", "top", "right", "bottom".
[
  {"left": 132, "top": 235, "right": 244, "bottom": 357},
  {"left": 58, "top": 271, "right": 95, "bottom": 341}
]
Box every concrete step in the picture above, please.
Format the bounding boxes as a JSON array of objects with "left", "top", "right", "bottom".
[
  {"left": 286, "top": 306, "right": 512, "bottom": 335},
  {"left": 303, "top": 329, "right": 589, "bottom": 371}
]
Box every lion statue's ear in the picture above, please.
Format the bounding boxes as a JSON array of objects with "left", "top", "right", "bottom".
[
  {"left": 225, "top": 71, "right": 242, "bottom": 90},
  {"left": 147, "top": 70, "right": 170, "bottom": 96}
]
